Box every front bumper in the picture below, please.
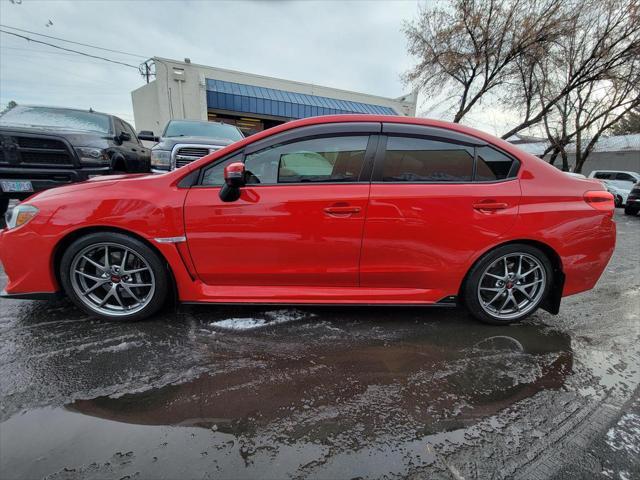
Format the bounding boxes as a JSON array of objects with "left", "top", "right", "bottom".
[
  {"left": 0, "top": 222, "right": 60, "bottom": 296},
  {"left": 0, "top": 166, "right": 110, "bottom": 198}
]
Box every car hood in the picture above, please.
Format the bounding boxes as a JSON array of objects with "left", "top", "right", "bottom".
[
  {"left": 153, "top": 136, "right": 237, "bottom": 150},
  {"left": 0, "top": 124, "right": 112, "bottom": 146},
  {"left": 26, "top": 174, "right": 149, "bottom": 201}
]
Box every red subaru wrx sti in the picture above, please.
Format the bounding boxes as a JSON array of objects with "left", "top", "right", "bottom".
[{"left": 0, "top": 115, "right": 616, "bottom": 324}]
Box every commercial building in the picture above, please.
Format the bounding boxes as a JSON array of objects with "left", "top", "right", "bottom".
[{"left": 131, "top": 57, "right": 417, "bottom": 136}]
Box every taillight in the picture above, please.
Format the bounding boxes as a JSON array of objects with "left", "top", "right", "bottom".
[{"left": 584, "top": 190, "right": 615, "bottom": 211}]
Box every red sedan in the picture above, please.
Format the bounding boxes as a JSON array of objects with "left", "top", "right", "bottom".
[{"left": 0, "top": 115, "right": 616, "bottom": 324}]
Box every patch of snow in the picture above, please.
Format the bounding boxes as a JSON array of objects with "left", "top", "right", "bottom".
[
  {"left": 210, "top": 309, "right": 311, "bottom": 331},
  {"left": 95, "top": 341, "right": 144, "bottom": 354},
  {"left": 606, "top": 413, "right": 640, "bottom": 456}
]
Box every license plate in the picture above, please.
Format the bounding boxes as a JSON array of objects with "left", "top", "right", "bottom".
[{"left": 0, "top": 180, "right": 34, "bottom": 193}]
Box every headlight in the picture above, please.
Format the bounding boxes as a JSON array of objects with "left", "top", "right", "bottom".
[
  {"left": 5, "top": 205, "right": 39, "bottom": 230},
  {"left": 76, "top": 147, "right": 109, "bottom": 166},
  {"left": 151, "top": 150, "right": 171, "bottom": 170}
]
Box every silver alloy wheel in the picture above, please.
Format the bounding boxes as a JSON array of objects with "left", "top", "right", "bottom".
[
  {"left": 477, "top": 253, "right": 546, "bottom": 321},
  {"left": 70, "top": 242, "right": 156, "bottom": 317}
]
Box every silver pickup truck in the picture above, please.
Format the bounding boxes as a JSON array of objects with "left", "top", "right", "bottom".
[{"left": 139, "top": 119, "right": 244, "bottom": 172}]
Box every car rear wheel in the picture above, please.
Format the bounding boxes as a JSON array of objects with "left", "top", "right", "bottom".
[
  {"left": 463, "top": 244, "right": 552, "bottom": 325},
  {"left": 60, "top": 232, "right": 169, "bottom": 321}
]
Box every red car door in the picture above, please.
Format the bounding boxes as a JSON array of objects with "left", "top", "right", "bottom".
[
  {"left": 360, "top": 125, "right": 521, "bottom": 300},
  {"left": 184, "top": 127, "right": 378, "bottom": 287}
]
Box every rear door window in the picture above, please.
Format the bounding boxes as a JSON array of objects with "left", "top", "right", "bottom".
[
  {"left": 381, "top": 136, "right": 474, "bottom": 182},
  {"left": 615, "top": 173, "right": 636, "bottom": 182}
]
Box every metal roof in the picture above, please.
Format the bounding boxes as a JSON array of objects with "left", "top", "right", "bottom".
[
  {"left": 205, "top": 78, "right": 397, "bottom": 119},
  {"left": 514, "top": 134, "right": 640, "bottom": 157}
]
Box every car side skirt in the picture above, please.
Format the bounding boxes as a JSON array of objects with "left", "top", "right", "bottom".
[{"left": 0, "top": 290, "right": 63, "bottom": 301}]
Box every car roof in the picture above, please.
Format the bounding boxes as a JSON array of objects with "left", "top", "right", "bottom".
[
  {"left": 12, "top": 104, "right": 113, "bottom": 118},
  {"left": 170, "top": 114, "right": 550, "bottom": 179},
  {"left": 591, "top": 170, "right": 639, "bottom": 175}
]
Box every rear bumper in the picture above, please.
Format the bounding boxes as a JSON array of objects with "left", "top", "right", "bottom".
[
  {"left": 0, "top": 166, "right": 110, "bottom": 199},
  {"left": 561, "top": 214, "right": 616, "bottom": 297}
]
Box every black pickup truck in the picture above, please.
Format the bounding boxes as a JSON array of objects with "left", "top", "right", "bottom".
[{"left": 0, "top": 105, "right": 150, "bottom": 217}]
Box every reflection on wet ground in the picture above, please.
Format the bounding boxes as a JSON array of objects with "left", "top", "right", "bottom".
[{"left": 0, "top": 211, "right": 638, "bottom": 479}]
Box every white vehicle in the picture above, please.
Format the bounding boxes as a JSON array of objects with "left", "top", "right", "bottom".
[
  {"left": 601, "top": 180, "right": 631, "bottom": 207},
  {"left": 588, "top": 170, "right": 640, "bottom": 189}
]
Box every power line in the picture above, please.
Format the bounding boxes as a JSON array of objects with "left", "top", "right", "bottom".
[
  {"left": 0, "top": 24, "right": 149, "bottom": 59},
  {"left": 0, "top": 29, "right": 141, "bottom": 69}
]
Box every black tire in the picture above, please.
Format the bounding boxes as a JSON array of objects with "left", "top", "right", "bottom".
[
  {"left": 615, "top": 195, "right": 623, "bottom": 208},
  {"left": 59, "top": 232, "right": 169, "bottom": 321},
  {"left": 624, "top": 205, "right": 639, "bottom": 216},
  {"left": 463, "top": 244, "right": 553, "bottom": 325},
  {"left": 0, "top": 198, "right": 8, "bottom": 219}
]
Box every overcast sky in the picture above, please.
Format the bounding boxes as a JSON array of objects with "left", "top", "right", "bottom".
[{"left": 0, "top": 0, "right": 510, "bottom": 135}]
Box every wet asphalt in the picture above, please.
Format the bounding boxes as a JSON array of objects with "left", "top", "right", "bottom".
[{"left": 0, "top": 211, "right": 638, "bottom": 480}]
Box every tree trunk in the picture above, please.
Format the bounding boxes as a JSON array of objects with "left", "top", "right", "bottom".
[{"left": 561, "top": 150, "right": 569, "bottom": 171}]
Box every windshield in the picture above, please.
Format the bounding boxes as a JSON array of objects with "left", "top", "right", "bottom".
[
  {"left": 164, "top": 120, "right": 243, "bottom": 140},
  {"left": 0, "top": 106, "right": 112, "bottom": 134}
]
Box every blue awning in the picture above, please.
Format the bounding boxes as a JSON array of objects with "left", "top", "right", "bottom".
[{"left": 205, "top": 78, "right": 397, "bottom": 119}]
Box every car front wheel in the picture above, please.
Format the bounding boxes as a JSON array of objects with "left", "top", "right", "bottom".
[
  {"left": 463, "top": 244, "right": 552, "bottom": 325},
  {"left": 60, "top": 232, "right": 169, "bottom": 321}
]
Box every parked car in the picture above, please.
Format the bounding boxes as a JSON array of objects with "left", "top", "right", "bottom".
[
  {"left": 0, "top": 115, "right": 616, "bottom": 325},
  {"left": 625, "top": 181, "right": 640, "bottom": 216},
  {"left": 588, "top": 170, "right": 640, "bottom": 190},
  {"left": 600, "top": 180, "right": 631, "bottom": 207},
  {"left": 0, "top": 105, "right": 150, "bottom": 217},
  {"left": 139, "top": 119, "right": 243, "bottom": 172}
]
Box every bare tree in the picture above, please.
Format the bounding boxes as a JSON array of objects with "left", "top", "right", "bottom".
[
  {"left": 502, "top": 0, "right": 640, "bottom": 141},
  {"left": 405, "top": 0, "right": 640, "bottom": 150},
  {"left": 609, "top": 106, "right": 640, "bottom": 134},
  {"left": 403, "top": 0, "right": 569, "bottom": 123}
]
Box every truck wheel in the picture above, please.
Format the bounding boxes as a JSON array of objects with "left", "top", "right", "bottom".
[{"left": 110, "top": 153, "right": 127, "bottom": 174}]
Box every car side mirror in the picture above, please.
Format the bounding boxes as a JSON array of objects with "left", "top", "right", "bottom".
[
  {"left": 137, "top": 130, "right": 158, "bottom": 142},
  {"left": 219, "top": 162, "right": 246, "bottom": 202},
  {"left": 119, "top": 131, "right": 131, "bottom": 142}
]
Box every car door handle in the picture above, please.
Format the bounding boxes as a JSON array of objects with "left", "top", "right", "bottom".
[
  {"left": 473, "top": 202, "right": 509, "bottom": 212},
  {"left": 324, "top": 206, "right": 361, "bottom": 216}
]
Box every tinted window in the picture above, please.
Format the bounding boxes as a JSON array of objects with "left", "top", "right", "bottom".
[
  {"left": 476, "top": 146, "right": 516, "bottom": 181},
  {"left": 122, "top": 121, "right": 139, "bottom": 143},
  {"left": 201, "top": 153, "right": 242, "bottom": 186},
  {"left": 0, "top": 106, "right": 112, "bottom": 134},
  {"left": 244, "top": 136, "right": 369, "bottom": 184},
  {"left": 615, "top": 173, "right": 636, "bottom": 182},
  {"left": 594, "top": 172, "right": 613, "bottom": 179},
  {"left": 164, "top": 120, "right": 243, "bottom": 141},
  {"left": 382, "top": 137, "right": 474, "bottom": 182}
]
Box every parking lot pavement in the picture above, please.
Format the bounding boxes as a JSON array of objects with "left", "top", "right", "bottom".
[{"left": 0, "top": 211, "right": 638, "bottom": 480}]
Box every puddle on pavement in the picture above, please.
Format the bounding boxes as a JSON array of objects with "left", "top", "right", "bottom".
[{"left": 0, "top": 311, "right": 573, "bottom": 479}]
